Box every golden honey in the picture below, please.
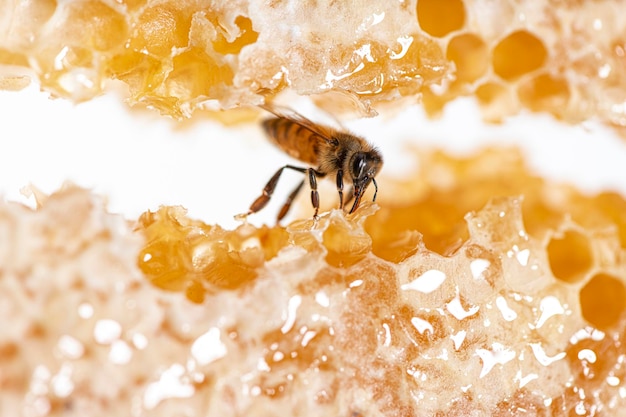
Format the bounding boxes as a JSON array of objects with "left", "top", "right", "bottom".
[
  {"left": 135, "top": 148, "right": 626, "bottom": 415},
  {"left": 2, "top": 0, "right": 626, "bottom": 415}
]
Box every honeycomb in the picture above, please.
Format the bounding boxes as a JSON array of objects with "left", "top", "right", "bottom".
[
  {"left": 1, "top": 0, "right": 626, "bottom": 131},
  {"left": 2, "top": 0, "right": 626, "bottom": 416},
  {"left": 3, "top": 148, "right": 625, "bottom": 415},
  {"left": 126, "top": 147, "right": 626, "bottom": 416}
]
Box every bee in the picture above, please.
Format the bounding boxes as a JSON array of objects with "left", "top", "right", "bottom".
[{"left": 244, "top": 105, "right": 383, "bottom": 222}]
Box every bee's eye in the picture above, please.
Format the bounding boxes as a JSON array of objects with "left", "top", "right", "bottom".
[{"left": 352, "top": 154, "right": 366, "bottom": 178}]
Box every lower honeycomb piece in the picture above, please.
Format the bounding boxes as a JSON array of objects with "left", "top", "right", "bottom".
[
  {"left": 135, "top": 148, "right": 626, "bottom": 416},
  {"left": 3, "top": 147, "right": 625, "bottom": 416},
  {"left": 101, "top": 147, "right": 626, "bottom": 415}
]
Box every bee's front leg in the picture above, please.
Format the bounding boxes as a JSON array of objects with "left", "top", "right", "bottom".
[
  {"left": 336, "top": 169, "right": 344, "bottom": 210},
  {"left": 308, "top": 168, "right": 320, "bottom": 219},
  {"left": 343, "top": 186, "right": 355, "bottom": 210}
]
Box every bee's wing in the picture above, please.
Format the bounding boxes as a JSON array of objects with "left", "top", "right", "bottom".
[{"left": 260, "top": 103, "right": 338, "bottom": 145}]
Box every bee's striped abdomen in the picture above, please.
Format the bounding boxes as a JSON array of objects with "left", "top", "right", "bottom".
[{"left": 262, "top": 118, "right": 324, "bottom": 165}]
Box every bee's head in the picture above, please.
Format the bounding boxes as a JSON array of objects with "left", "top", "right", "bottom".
[{"left": 348, "top": 149, "right": 383, "bottom": 213}]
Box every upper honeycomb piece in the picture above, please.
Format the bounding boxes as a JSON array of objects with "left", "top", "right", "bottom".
[{"left": 1, "top": 0, "right": 626, "bottom": 130}]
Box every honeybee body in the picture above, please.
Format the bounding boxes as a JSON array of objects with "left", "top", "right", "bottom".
[
  {"left": 263, "top": 118, "right": 374, "bottom": 173},
  {"left": 245, "top": 107, "right": 383, "bottom": 222},
  {"left": 263, "top": 117, "right": 323, "bottom": 165}
]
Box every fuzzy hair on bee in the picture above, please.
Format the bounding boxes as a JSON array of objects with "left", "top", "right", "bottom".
[{"left": 242, "top": 104, "right": 383, "bottom": 223}]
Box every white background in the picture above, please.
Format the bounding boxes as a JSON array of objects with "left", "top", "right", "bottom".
[{"left": 2, "top": 82, "right": 626, "bottom": 229}]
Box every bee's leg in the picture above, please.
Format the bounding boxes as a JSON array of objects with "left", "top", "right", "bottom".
[
  {"left": 343, "top": 186, "right": 355, "bottom": 209},
  {"left": 336, "top": 169, "right": 344, "bottom": 209},
  {"left": 308, "top": 168, "right": 320, "bottom": 218},
  {"left": 343, "top": 181, "right": 377, "bottom": 211},
  {"left": 277, "top": 180, "right": 305, "bottom": 222},
  {"left": 279, "top": 168, "right": 325, "bottom": 222},
  {"left": 371, "top": 178, "right": 379, "bottom": 202},
  {"left": 247, "top": 165, "right": 307, "bottom": 215}
]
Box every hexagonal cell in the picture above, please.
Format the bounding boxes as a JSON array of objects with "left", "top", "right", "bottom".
[
  {"left": 547, "top": 230, "right": 593, "bottom": 284},
  {"left": 518, "top": 73, "right": 570, "bottom": 113},
  {"left": 446, "top": 33, "right": 488, "bottom": 83},
  {"left": 476, "top": 82, "right": 508, "bottom": 105},
  {"left": 492, "top": 30, "right": 547, "bottom": 81},
  {"left": 475, "top": 82, "right": 517, "bottom": 121},
  {"left": 580, "top": 273, "right": 626, "bottom": 330},
  {"left": 417, "top": 0, "right": 466, "bottom": 38}
]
